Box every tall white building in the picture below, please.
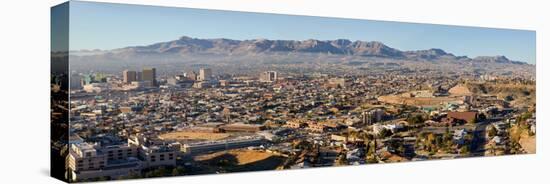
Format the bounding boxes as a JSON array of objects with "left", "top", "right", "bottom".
[
  {"left": 198, "top": 68, "right": 212, "bottom": 81},
  {"left": 260, "top": 71, "right": 278, "bottom": 82}
]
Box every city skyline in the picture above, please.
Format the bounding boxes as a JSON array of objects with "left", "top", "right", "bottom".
[
  {"left": 68, "top": 1, "right": 535, "bottom": 64},
  {"left": 52, "top": 2, "right": 536, "bottom": 182}
]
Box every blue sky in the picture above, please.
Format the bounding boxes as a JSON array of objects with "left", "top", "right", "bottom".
[{"left": 68, "top": 1, "right": 536, "bottom": 64}]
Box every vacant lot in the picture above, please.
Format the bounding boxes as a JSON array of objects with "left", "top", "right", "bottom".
[
  {"left": 195, "top": 150, "right": 275, "bottom": 165},
  {"left": 510, "top": 126, "right": 536, "bottom": 154},
  {"left": 467, "top": 82, "right": 535, "bottom": 107},
  {"left": 520, "top": 135, "right": 536, "bottom": 154},
  {"left": 159, "top": 131, "right": 230, "bottom": 141},
  {"left": 192, "top": 149, "right": 286, "bottom": 173},
  {"left": 378, "top": 95, "right": 462, "bottom": 107}
]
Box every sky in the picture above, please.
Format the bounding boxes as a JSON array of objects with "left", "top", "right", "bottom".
[{"left": 67, "top": 1, "right": 536, "bottom": 64}]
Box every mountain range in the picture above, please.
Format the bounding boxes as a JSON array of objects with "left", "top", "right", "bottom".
[{"left": 76, "top": 36, "right": 527, "bottom": 65}]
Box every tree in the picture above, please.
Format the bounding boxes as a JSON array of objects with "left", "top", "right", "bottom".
[
  {"left": 96, "top": 176, "right": 109, "bottom": 181},
  {"left": 434, "top": 135, "right": 444, "bottom": 149},
  {"left": 145, "top": 167, "right": 167, "bottom": 178},
  {"left": 378, "top": 128, "right": 393, "bottom": 138},
  {"left": 478, "top": 113, "right": 487, "bottom": 121},
  {"left": 365, "top": 142, "right": 373, "bottom": 156},
  {"left": 336, "top": 154, "right": 348, "bottom": 166},
  {"left": 467, "top": 118, "right": 476, "bottom": 125},
  {"left": 361, "top": 132, "right": 370, "bottom": 146},
  {"left": 293, "top": 140, "right": 312, "bottom": 150},
  {"left": 407, "top": 114, "right": 425, "bottom": 125},
  {"left": 172, "top": 166, "right": 185, "bottom": 176},
  {"left": 426, "top": 133, "right": 436, "bottom": 145},
  {"left": 488, "top": 126, "right": 497, "bottom": 138},
  {"left": 157, "top": 167, "right": 167, "bottom": 176},
  {"left": 443, "top": 129, "right": 452, "bottom": 141},
  {"left": 459, "top": 146, "right": 470, "bottom": 156},
  {"left": 487, "top": 143, "right": 496, "bottom": 155},
  {"left": 217, "top": 158, "right": 232, "bottom": 167},
  {"left": 363, "top": 139, "right": 379, "bottom": 164},
  {"left": 366, "top": 154, "right": 378, "bottom": 164},
  {"left": 397, "top": 144, "right": 406, "bottom": 155},
  {"left": 348, "top": 130, "right": 358, "bottom": 141},
  {"left": 126, "top": 171, "right": 142, "bottom": 179}
]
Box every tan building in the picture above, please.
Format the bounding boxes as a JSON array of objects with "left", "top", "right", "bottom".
[
  {"left": 185, "top": 70, "right": 197, "bottom": 81},
  {"left": 362, "top": 109, "right": 384, "bottom": 125},
  {"left": 128, "top": 135, "right": 179, "bottom": 168},
  {"left": 138, "top": 145, "right": 178, "bottom": 168},
  {"left": 122, "top": 70, "right": 137, "bottom": 84},
  {"left": 67, "top": 135, "right": 179, "bottom": 181},
  {"left": 327, "top": 78, "right": 349, "bottom": 88},
  {"left": 198, "top": 68, "right": 212, "bottom": 81},
  {"left": 67, "top": 142, "right": 141, "bottom": 181},
  {"left": 286, "top": 120, "right": 304, "bottom": 129},
  {"left": 142, "top": 68, "right": 156, "bottom": 85},
  {"left": 260, "top": 71, "right": 278, "bottom": 82},
  {"left": 306, "top": 122, "right": 328, "bottom": 133},
  {"left": 67, "top": 143, "right": 107, "bottom": 173}
]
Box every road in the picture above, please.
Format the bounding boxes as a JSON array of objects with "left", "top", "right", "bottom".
[{"left": 469, "top": 118, "right": 502, "bottom": 156}]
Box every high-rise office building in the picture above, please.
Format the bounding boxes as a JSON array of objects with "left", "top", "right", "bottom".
[
  {"left": 198, "top": 68, "right": 212, "bottom": 81},
  {"left": 362, "top": 109, "right": 384, "bottom": 125},
  {"left": 123, "top": 70, "right": 137, "bottom": 84},
  {"left": 184, "top": 70, "right": 197, "bottom": 81},
  {"left": 260, "top": 71, "right": 278, "bottom": 82},
  {"left": 136, "top": 71, "right": 143, "bottom": 81},
  {"left": 328, "top": 78, "right": 348, "bottom": 88},
  {"left": 142, "top": 68, "right": 156, "bottom": 86}
]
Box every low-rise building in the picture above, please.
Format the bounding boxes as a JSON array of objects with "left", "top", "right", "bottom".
[
  {"left": 67, "top": 135, "right": 179, "bottom": 181},
  {"left": 182, "top": 136, "right": 265, "bottom": 155}
]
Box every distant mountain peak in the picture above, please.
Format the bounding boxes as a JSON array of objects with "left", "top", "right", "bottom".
[
  {"left": 428, "top": 48, "right": 448, "bottom": 55},
  {"left": 474, "top": 55, "right": 510, "bottom": 63},
  {"left": 178, "top": 36, "right": 193, "bottom": 40},
  {"left": 470, "top": 55, "right": 527, "bottom": 65}
]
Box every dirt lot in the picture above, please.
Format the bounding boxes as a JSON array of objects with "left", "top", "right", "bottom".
[
  {"left": 468, "top": 82, "right": 536, "bottom": 107},
  {"left": 520, "top": 136, "right": 536, "bottom": 154},
  {"left": 378, "top": 95, "right": 462, "bottom": 107},
  {"left": 158, "top": 131, "right": 231, "bottom": 141},
  {"left": 192, "top": 149, "right": 286, "bottom": 173},
  {"left": 510, "top": 126, "right": 536, "bottom": 154},
  {"left": 195, "top": 150, "right": 276, "bottom": 165},
  {"left": 519, "top": 131, "right": 536, "bottom": 154}
]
